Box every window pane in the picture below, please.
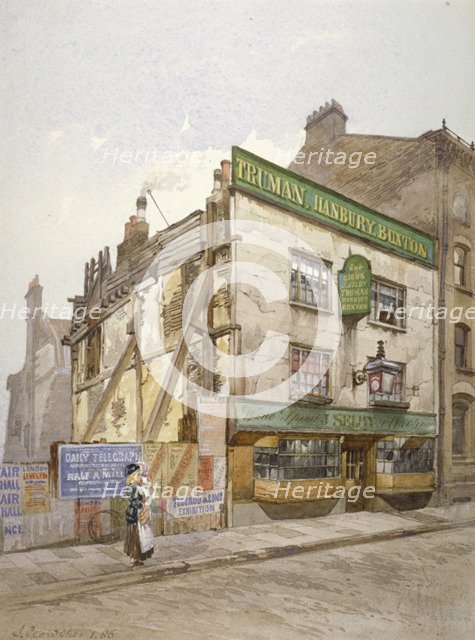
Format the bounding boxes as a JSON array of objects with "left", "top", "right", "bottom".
[
  {"left": 290, "top": 253, "right": 331, "bottom": 309},
  {"left": 292, "top": 347, "right": 331, "bottom": 397},
  {"left": 454, "top": 326, "right": 468, "bottom": 367},
  {"left": 371, "top": 280, "right": 405, "bottom": 327},
  {"left": 254, "top": 439, "right": 341, "bottom": 479},
  {"left": 454, "top": 247, "right": 466, "bottom": 286}
]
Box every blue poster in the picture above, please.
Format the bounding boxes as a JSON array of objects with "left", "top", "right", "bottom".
[{"left": 59, "top": 444, "right": 143, "bottom": 499}]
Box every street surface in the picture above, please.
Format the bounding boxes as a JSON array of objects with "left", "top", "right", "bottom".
[{"left": 1, "top": 526, "right": 473, "bottom": 640}]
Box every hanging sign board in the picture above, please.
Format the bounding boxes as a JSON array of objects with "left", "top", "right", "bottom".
[{"left": 338, "top": 255, "right": 372, "bottom": 316}]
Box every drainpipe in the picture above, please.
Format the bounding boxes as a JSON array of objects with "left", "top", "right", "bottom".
[{"left": 436, "top": 145, "right": 451, "bottom": 500}]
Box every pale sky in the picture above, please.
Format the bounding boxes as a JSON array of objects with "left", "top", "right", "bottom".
[{"left": 0, "top": 0, "right": 474, "bottom": 451}]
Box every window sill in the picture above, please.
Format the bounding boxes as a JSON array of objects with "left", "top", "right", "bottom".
[
  {"left": 451, "top": 456, "right": 475, "bottom": 465},
  {"left": 375, "top": 487, "right": 434, "bottom": 495},
  {"left": 294, "top": 395, "right": 333, "bottom": 406},
  {"left": 289, "top": 301, "right": 333, "bottom": 314},
  {"left": 454, "top": 286, "right": 473, "bottom": 296},
  {"left": 369, "top": 400, "right": 410, "bottom": 410},
  {"left": 367, "top": 320, "right": 406, "bottom": 333},
  {"left": 455, "top": 367, "right": 475, "bottom": 376}
]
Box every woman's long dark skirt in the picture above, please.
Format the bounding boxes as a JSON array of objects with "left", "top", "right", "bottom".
[{"left": 124, "top": 523, "right": 154, "bottom": 561}]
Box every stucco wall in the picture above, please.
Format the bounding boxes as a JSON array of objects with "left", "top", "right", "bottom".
[{"left": 232, "top": 191, "right": 437, "bottom": 415}]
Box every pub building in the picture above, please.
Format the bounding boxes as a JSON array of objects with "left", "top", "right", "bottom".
[
  {"left": 64, "top": 144, "right": 438, "bottom": 536},
  {"left": 226, "top": 147, "right": 437, "bottom": 525}
]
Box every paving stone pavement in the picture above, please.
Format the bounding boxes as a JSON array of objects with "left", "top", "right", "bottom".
[
  {"left": 0, "top": 503, "right": 473, "bottom": 604},
  {"left": 1, "top": 525, "right": 473, "bottom": 640}
]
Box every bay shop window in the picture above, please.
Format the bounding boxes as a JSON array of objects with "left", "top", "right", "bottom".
[{"left": 254, "top": 439, "right": 341, "bottom": 481}]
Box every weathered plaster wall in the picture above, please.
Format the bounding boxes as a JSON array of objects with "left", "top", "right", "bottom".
[{"left": 232, "top": 192, "right": 436, "bottom": 414}]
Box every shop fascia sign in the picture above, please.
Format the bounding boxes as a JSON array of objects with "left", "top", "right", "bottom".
[
  {"left": 232, "top": 146, "right": 435, "bottom": 266},
  {"left": 234, "top": 402, "right": 436, "bottom": 437}
]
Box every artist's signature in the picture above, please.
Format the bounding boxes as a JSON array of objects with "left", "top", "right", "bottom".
[{"left": 12, "top": 626, "right": 115, "bottom": 639}]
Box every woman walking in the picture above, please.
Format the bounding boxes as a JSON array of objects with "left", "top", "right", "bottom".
[{"left": 123, "top": 462, "right": 155, "bottom": 567}]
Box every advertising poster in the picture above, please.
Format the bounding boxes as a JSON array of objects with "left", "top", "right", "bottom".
[
  {"left": 0, "top": 463, "right": 22, "bottom": 539},
  {"left": 168, "top": 489, "right": 225, "bottom": 518},
  {"left": 59, "top": 444, "right": 143, "bottom": 499},
  {"left": 20, "top": 463, "right": 50, "bottom": 514}
]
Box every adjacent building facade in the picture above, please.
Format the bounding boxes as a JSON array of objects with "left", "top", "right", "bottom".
[
  {"left": 3, "top": 276, "right": 71, "bottom": 463},
  {"left": 288, "top": 100, "right": 474, "bottom": 503}
]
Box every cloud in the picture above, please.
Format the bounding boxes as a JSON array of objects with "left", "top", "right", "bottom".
[
  {"left": 239, "top": 129, "right": 305, "bottom": 167},
  {"left": 180, "top": 113, "right": 191, "bottom": 134},
  {"left": 90, "top": 136, "right": 107, "bottom": 152},
  {"left": 125, "top": 129, "right": 304, "bottom": 228},
  {"left": 290, "top": 30, "right": 344, "bottom": 52},
  {"left": 48, "top": 129, "right": 64, "bottom": 142}
]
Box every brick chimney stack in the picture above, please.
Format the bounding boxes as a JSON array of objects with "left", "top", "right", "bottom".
[
  {"left": 117, "top": 196, "right": 150, "bottom": 265},
  {"left": 304, "top": 99, "right": 348, "bottom": 147}
]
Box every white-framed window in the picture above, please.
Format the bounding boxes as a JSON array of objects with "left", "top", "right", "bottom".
[
  {"left": 370, "top": 279, "right": 405, "bottom": 328},
  {"left": 454, "top": 246, "right": 467, "bottom": 287},
  {"left": 290, "top": 252, "right": 331, "bottom": 309},
  {"left": 454, "top": 244, "right": 470, "bottom": 287},
  {"left": 291, "top": 346, "right": 331, "bottom": 398}
]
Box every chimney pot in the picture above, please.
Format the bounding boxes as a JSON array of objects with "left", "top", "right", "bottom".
[
  {"left": 28, "top": 274, "right": 40, "bottom": 290},
  {"left": 136, "top": 195, "right": 147, "bottom": 220},
  {"left": 212, "top": 168, "right": 223, "bottom": 194}
]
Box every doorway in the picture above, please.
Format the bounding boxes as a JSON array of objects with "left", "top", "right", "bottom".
[{"left": 342, "top": 441, "right": 370, "bottom": 512}]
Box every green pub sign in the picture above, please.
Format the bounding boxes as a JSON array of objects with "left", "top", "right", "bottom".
[
  {"left": 338, "top": 255, "right": 372, "bottom": 316},
  {"left": 232, "top": 146, "right": 435, "bottom": 266}
]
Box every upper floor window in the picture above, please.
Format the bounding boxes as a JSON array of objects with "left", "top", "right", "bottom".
[
  {"left": 370, "top": 279, "right": 405, "bottom": 328},
  {"left": 454, "top": 246, "right": 468, "bottom": 287},
  {"left": 452, "top": 403, "right": 467, "bottom": 456},
  {"left": 454, "top": 324, "right": 470, "bottom": 368},
  {"left": 290, "top": 253, "right": 331, "bottom": 309},
  {"left": 291, "top": 346, "right": 330, "bottom": 398},
  {"left": 453, "top": 192, "right": 470, "bottom": 224}
]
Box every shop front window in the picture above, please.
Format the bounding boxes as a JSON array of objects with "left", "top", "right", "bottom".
[
  {"left": 376, "top": 438, "right": 434, "bottom": 474},
  {"left": 254, "top": 438, "right": 341, "bottom": 480}
]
